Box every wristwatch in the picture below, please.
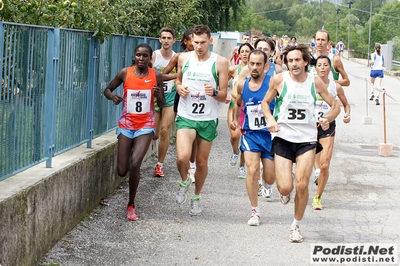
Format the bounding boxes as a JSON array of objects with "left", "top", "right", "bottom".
[{"left": 212, "top": 89, "right": 218, "bottom": 97}]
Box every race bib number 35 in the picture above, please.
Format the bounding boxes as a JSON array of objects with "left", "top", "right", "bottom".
[
  {"left": 286, "top": 107, "right": 309, "bottom": 124},
  {"left": 127, "top": 89, "right": 151, "bottom": 114}
]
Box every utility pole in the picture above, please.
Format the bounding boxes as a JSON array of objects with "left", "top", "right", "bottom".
[
  {"left": 367, "top": 0, "right": 373, "bottom": 67},
  {"left": 347, "top": 1, "right": 353, "bottom": 59},
  {"left": 320, "top": 0, "right": 322, "bottom": 29},
  {"left": 336, "top": 7, "right": 340, "bottom": 43}
]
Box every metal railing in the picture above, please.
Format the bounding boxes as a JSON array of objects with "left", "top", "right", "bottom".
[
  {"left": 393, "top": 60, "right": 400, "bottom": 67},
  {"left": 0, "top": 21, "right": 182, "bottom": 181}
]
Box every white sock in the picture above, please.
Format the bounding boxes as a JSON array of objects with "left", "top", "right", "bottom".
[
  {"left": 190, "top": 161, "right": 196, "bottom": 169},
  {"left": 251, "top": 206, "right": 260, "bottom": 214},
  {"left": 291, "top": 219, "right": 301, "bottom": 228},
  {"left": 258, "top": 179, "right": 263, "bottom": 185},
  {"left": 157, "top": 162, "right": 163, "bottom": 167},
  {"left": 265, "top": 183, "right": 271, "bottom": 189}
]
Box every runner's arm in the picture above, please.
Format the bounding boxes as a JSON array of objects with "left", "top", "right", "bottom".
[
  {"left": 333, "top": 56, "right": 350, "bottom": 87},
  {"left": 315, "top": 76, "right": 340, "bottom": 124},
  {"left": 231, "top": 80, "right": 244, "bottom": 130},
  {"left": 162, "top": 53, "right": 179, "bottom": 81},
  {"left": 336, "top": 84, "right": 351, "bottom": 124},
  {"left": 175, "top": 53, "right": 189, "bottom": 97},
  {"left": 211, "top": 56, "right": 229, "bottom": 102},
  {"left": 104, "top": 68, "right": 126, "bottom": 105},
  {"left": 262, "top": 75, "right": 281, "bottom": 133},
  {"left": 155, "top": 72, "right": 166, "bottom": 108}
]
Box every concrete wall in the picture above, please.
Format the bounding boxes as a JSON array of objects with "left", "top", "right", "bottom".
[
  {"left": 0, "top": 131, "right": 159, "bottom": 266},
  {"left": 211, "top": 36, "right": 237, "bottom": 60}
]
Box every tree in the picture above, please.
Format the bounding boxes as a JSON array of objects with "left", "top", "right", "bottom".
[
  {"left": 196, "top": 0, "right": 246, "bottom": 32},
  {"left": 0, "top": 0, "right": 201, "bottom": 40}
]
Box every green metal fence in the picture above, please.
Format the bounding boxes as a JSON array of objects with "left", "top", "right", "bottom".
[{"left": 0, "top": 22, "right": 182, "bottom": 181}]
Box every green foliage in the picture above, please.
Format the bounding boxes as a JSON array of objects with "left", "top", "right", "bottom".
[
  {"left": 237, "top": 0, "right": 399, "bottom": 57},
  {"left": 391, "top": 36, "right": 400, "bottom": 61},
  {"left": 0, "top": 0, "right": 398, "bottom": 54},
  {"left": 0, "top": 0, "right": 201, "bottom": 41},
  {"left": 196, "top": 0, "right": 245, "bottom": 32}
]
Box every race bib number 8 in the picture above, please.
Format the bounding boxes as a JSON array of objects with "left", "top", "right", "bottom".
[
  {"left": 127, "top": 89, "right": 151, "bottom": 114},
  {"left": 247, "top": 105, "right": 266, "bottom": 130}
]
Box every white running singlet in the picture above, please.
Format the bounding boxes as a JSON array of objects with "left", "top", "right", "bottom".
[
  {"left": 178, "top": 51, "right": 219, "bottom": 121},
  {"left": 153, "top": 50, "right": 176, "bottom": 93},
  {"left": 273, "top": 72, "right": 318, "bottom": 143},
  {"left": 314, "top": 78, "right": 337, "bottom": 119}
]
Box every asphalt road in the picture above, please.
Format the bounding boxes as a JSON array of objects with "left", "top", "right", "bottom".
[{"left": 38, "top": 59, "right": 400, "bottom": 266}]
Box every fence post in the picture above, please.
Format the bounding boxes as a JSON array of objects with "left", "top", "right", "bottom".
[
  {"left": 44, "top": 28, "right": 60, "bottom": 167},
  {"left": 362, "top": 78, "right": 372, "bottom": 124},
  {"left": 378, "top": 89, "right": 393, "bottom": 156},
  {"left": 0, "top": 22, "right": 4, "bottom": 67},
  {"left": 86, "top": 37, "right": 98, "bottom": 148}
]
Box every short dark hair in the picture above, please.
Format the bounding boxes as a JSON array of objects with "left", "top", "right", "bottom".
[
  {"left": 180, "top": 28, "right": 193, "bottom": 50},
  {"left": 159, "top": 27, "right": 176, "bottom": 38},
  {"left": 316, "top": 55, "right": 331, "bottom": 67},
  {"left": 193, "top": 25, "right": 211, "bottom": 38},
  {"left": 283, "top": 44, "right": 310, "bottom": 72},
  {"left": 249, "top": 49, "right": 267, "bottom": 64},
  {"left": 133, "top": 43, "right": 153, "bottom": 66},
  {"left": 255, "top": 37, "right": 276, "bottom": 52},
  {"left": 238, "top": 43, "right": 254, "bottom": 54}
]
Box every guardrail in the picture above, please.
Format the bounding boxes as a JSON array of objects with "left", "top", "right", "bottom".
[
  {"left": 0, "top": 21, "right": 183, "bottom": 181},
  {"left": 393, "top": 60, "right": 400, "bottom": 67}
]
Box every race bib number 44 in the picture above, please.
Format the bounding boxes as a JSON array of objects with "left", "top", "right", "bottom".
[
  {"left": 247, "top": 104, "right": 266, "bottom": 130},
  {"left": 127, "top": 89, "right": 151, "bottom": 114}
]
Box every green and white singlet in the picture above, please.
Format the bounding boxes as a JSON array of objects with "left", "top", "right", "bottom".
[
  {"left": 177, "top": 51, "right": 219, "bottom": 121},
  {"left": 273, "top": 72, "right": 318, "bottom": 143},
  {"left": 153, "top": 49, "right": 176, "bottom": 106},
  {"left": 309, "top": 53, "right": 340, "bottom": 81}
]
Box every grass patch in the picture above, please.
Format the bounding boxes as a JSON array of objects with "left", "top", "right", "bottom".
[{"left": 392, "top": 66, "right": 400, "bottom": 71}]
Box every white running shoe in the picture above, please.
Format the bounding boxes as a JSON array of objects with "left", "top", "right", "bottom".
[
  {"left": 280, "top": 193, "right": 290, "bottom": 205},
  {"left": 258, "top": 184, "right": 267, "bottom": 197},
  {"left": 247, "top": 209, "right": 260, "bottom": 226},
  {"left": 189, "top": 195, "right": 202, "bottom": 216},
  {"left": 238, "top": 166, "right": 246, "bottom": 179},
  {"left": 229, "top": 153, "right": 239, "bottom": 167},
  {"left": 175, "top": 177, "right": 192, "bottom": 204},
  {"left": 188, "top": 167, "right": 196, "bottom": 183},
  {"left": 262, "top": 186, "right": 272, "bottom": 198},
  {"left": 289, "top": 225, "right": 303, "bottom": 243}
]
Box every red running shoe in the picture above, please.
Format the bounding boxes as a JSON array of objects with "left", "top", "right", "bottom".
[
  {"left": 126, "top": 204, "right": 138, "bottom": 221},
  {"left": 154, "top": 164, "right": 164, "bottom": 177}
]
